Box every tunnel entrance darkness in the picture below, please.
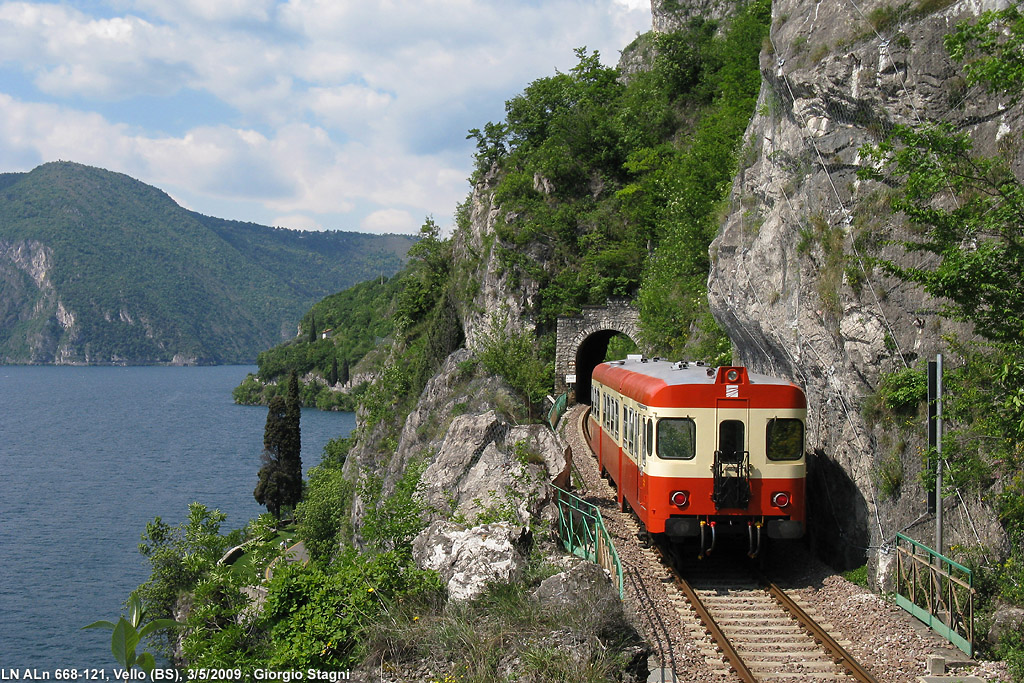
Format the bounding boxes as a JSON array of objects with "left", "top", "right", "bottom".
[
  {"left": 554, "top": 300, "right": 641, "bottom": 398},
  {"left": 576, "top": 331, "right": 638, "bottom": 405}
]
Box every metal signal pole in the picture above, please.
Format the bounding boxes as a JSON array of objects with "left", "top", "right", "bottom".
[{"left": 935, "top": 354, "right": 944, "bottom": 555}]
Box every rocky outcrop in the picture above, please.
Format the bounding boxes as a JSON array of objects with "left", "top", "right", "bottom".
[
  {"left": 651, "top": 0, "right": 738, "bottom": 32},
  {"left": 451, "top": 169, "right": 545, "bottom": 350},
  {"left": 988, "top": 602, "right": 1024, "bottom": 648},
  {"left": 344, "top": 347, "right": 570, "bottom": 548},
  {"left": 417, "top": 410, "right": 571, "bottom": 526},
  {"left": 0, "top": 239, "right": 69, "bottom": 363},
  {"left": 412, "top": 521, "right": 531, "bottom": 602},
  {"left": 709, "top": 0, "right": 1019, "bottom": 574}
]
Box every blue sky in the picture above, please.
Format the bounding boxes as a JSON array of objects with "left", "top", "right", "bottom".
[{"left": 0, "top": 0, "right": 651, "bottom": 234}]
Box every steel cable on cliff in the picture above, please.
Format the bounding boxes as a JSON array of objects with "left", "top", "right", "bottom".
[
  {"left": 831, "top": 0, "right": 992, "bottom": 553},
  {"left": 747, "top": 73, "right": 892, "bottom": 550},
  {"left": 767, "top": 32, "right": 912, "bottom": 374}
]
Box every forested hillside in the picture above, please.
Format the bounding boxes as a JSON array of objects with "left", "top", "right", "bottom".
[
  {"left": 0, "top": 162, "right": 414, "bottom": 364},
  {"left": 464, "top": 0, "right": 770, "bottom": 360}
]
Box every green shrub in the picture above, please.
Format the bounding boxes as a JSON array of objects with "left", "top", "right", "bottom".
[
  {"left": 359, "top": 459, "right": 429, "bottom": 553},
  {"left": 478, "top": 315, "right": 552, "bottom": 419},
  {"left": 873, "top": 451, "right": 904, "bottom": 500},
  {"left": 258, "top": 551, "right": 442, "bottom": 669},
  {"left": 878, "top": 366, "right": 927, "bottom": 415},
  {"left": 297, "top": 464, "right": 353, "bottom": 563}
]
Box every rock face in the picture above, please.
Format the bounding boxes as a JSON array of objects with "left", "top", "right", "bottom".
[
  {"left": 988, "top": 602, "right": 1024, "bottom": 647},
  {"left": 651, "top": 0, "right": 738, "bottom": 32},
  {"left": 709, "top": 0, "right": 1020, "bottom": 574},
  {"left": 418, "top": 410, "right": 571, "bottom": 526},
  {"left": 0, "top": 240, "right": 69, "bottom": 363},
  {"left": 412, "top": 521, "right": 531, "bottom": 602},
  {"left": 451, "top": 168, "right": 546, "bottom": 348},
  {"left": 344, "top": 347, "right": 571, "bottom": 549}
]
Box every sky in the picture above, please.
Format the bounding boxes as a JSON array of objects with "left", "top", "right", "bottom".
[{"left": 0, "top": 0, "right": 652, "bottom": 235}]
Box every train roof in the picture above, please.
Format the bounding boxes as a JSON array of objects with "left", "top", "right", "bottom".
[{"left": 592, "top": 357, "right": 806, "bottom": 409}]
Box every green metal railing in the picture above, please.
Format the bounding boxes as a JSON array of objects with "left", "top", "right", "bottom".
[
  {"left": 547, "top": 392, "right": 569, "bottom": 430},
  {"left": 894, "top": 532, "right": 974, "bottom": 656},
  {"left": 552, "top": 485, "right": 623, "bottom": 598}
]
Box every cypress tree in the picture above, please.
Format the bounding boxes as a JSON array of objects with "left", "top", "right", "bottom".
[
  {"left": 254, "top": 395, "right": 290, "bottom": 518},
  {"left": 282, "top": 370, "right": 303, "bottom": 509},
  {"left": 340, "top": 359, "right": 350, "bottom": 386},
  {"left": 308, "top": 314, "right": 317, "bottom": 343},
  {"left": 254, "top": 373, "right": 303, "bottom": 518},
  {"left": 328, "top": 356, "right": 339, "bottom": 386}
]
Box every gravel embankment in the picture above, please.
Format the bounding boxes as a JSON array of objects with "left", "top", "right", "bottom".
[{"left": 559, "top": 404, "right": 1009, "bottom": 683}]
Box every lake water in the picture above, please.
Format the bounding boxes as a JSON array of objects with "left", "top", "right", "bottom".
[{"left": 0, "top": 366, "right": 356, "bottom": 670}]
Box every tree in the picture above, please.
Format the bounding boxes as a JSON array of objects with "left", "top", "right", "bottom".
[
  {"left": 283, "top": 370, "right": 303, "bottom": 508},
  {"left": 328, "top": 356, "right": 339, "bottom": 386},
  {"left": 254, "top": 376, "right": 302, "bottom": 518},
  {"left": 255, "top": 396, "right": 290, "bottom": 518},
  {"left": 340, "top": 358, "right": 350, "bottom": 386}
]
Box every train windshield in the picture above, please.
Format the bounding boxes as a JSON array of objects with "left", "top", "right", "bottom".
[
  {"left": 657, "top": 418, "right": 696, "bottom": 460},
  {"left": 766, "top": 418, "right": 804, "bottom": 461},
  {"left": 717, "top": 420, "right": 746, "bottom": 463}
]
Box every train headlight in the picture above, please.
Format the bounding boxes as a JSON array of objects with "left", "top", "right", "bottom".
[
  {"left": 726, "top": 369, "right": 740, "bottom": 382},
  {"left": 771, "top": 491, "right": 791, "bottom": 508},
  {"left": 670, "top": 491, "right": 689, "bottom": 507}
]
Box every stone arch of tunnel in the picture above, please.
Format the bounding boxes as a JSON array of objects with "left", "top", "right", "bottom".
[{"left": 554, "top": 300, "right": 641, "bottom": 401}]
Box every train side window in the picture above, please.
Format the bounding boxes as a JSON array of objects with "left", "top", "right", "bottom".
[
  {"left": 614, "top": 399, "right": 620, "bottom": 440},
  {"left": 645, "top": 419, "right": 653, "bottom": 458},
  {"left": 622, "top": 409, "right": 630, "bottom": 456},
  {"left": 657, "top": 418, "right": 696, "bottom": 460},
  {"left": 718, "top": 420, "right": 746, "bottom": 463},
  {"left": 766, "top": 418, "right": 804, "bottom": 461}
]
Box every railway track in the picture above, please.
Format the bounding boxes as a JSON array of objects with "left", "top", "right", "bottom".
[
  {"left": 568, "top": 405, "right": 880, "bottom": 682},
  {"left": 648, "top": 539, "right": 879, "bottom": 683}
]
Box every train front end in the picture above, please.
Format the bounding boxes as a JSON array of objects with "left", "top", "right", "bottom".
[{"left": 588, "top": 359, "right": 807, "bottom": 558}]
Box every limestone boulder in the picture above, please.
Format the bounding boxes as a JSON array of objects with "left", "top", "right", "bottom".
[
  {"left": 412, "top": 520, "right": 531, "bottom": 602},
  {"left": 533, "top": 561, "right": 616, "bottom": 608},
  {"left": 418, "top": 410, "right": 570, "bottom": 526},
  {"left": 988, "top": 602, "right": 1024, "bottom": 648}
]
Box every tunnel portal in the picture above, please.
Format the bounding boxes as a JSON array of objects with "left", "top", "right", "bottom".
[{"left": 554, "top": 300, "right": 641, "bottom": 401}]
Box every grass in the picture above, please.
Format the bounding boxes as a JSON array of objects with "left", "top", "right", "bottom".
[
  {"left": 843, "top": 565, "right": 869, "bottom": 587},
  {"left": 362, "top": 557, "right": 644, "bottom": 682}
]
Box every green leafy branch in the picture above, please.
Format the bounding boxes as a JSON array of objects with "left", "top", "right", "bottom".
[{"left": 83, "top": 593, "right": 181, "bottom": 673}]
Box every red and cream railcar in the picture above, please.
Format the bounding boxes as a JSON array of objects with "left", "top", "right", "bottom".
[{"left": 586, "top": 357, "right": 806, "bottom": 556}]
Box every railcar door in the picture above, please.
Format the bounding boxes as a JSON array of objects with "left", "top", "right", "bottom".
[
  {"left": 636, "top": 413, "right": 649, "bottom": 514},
  {"left": 714, "top": 398, "right": 751, "bottom": 509}
]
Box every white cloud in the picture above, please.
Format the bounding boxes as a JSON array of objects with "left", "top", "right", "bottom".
[
  {"left": 0, "top": 0, "right": 652, "bottom": 233},
  {"left": 361, "top": 208, "right": 418, "bottom": 235},
  {"left": 271, "top": 213, "right": 326, "bottom": 231}
]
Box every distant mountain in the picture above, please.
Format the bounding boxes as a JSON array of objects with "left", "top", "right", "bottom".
[{"left": 0, "top": 162, "right": 416, "bottom": 364}]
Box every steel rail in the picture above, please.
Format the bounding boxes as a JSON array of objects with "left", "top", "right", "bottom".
[
  {"left": 766, "top": 582, "right": 880, "bottom": 683},
  {"left": 672, "top": 571, "right": 758, "bottom": 683},
  {"left": 651, "top": 544, "right": 758, "bottom": 683}
]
